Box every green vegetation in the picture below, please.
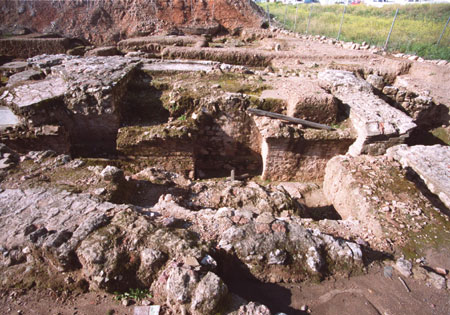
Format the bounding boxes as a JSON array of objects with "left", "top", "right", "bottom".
[
  {"left": 258, "top": 3, "right": 450, "bottom": 60},
  {"left": 431, "top": 126, "right": 450, "bottom": 145},
  {"left": 248, "top": 96, "right": 286, "bottom": 113},
  {"left": 114, "top": 288, "right": 152, "bottom": 302},
  {"left": 216, "top": 73, "right": 270, "bottom": 96}
]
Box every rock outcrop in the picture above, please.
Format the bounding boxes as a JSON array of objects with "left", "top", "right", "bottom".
[
  {"left": 0, "top": 174, "right": 368, "bottom": 314},
  {"left": 153, "top": 195, "right": 364, "bottom": 283}
]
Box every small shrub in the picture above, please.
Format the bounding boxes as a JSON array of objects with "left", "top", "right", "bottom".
[{"left": 114, "top": 288, "right": 152, "bottom": 301}]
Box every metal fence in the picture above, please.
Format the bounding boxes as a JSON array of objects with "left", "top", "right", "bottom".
[{"left": 260, "top": 2, "right": 450, "bottom": 60}]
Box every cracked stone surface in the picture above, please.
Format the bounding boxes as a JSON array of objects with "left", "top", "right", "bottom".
[
  {"left": 318, "top": 70, "right": 416, "bottom": 156},
  {"left": 1, "top": 77, "right": 67, "bottom": 112},
  {"left": 0, "top": 188, "right": 121, "bottom": 255},
  {"left": 50, "top": 56, "right": 141, "bottom": 113},
  {"left": 0, "top": 106, "right": 20, "bottom": 130},
  {"left": 6, "top": 69, "right": 44, "bottom": 86},
  {"left": 387, "top": 144, "right": 450, "bottom": 209},
  {"left": 0, "top": 61, "right": 28, "bottom": 74},
  {"left": 1, "top": 55, "right": 141, "bottom": 122}
]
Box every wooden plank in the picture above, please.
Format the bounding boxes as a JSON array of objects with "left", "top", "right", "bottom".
[{"left": 247, "top": 108, "right": 335, "bottom": 131}]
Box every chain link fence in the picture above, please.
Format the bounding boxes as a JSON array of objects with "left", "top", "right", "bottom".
[{"left": 259, "top": 2, "right": 450, "bottom": 60}]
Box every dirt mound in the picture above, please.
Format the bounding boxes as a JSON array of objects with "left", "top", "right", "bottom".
[{"left": 0, "top": 0, "right": 266, "bottom": 45}]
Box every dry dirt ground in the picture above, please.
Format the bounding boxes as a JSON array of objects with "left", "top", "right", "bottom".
[{"left": 1, "top": 265, "right": 449, "bottom": 315}]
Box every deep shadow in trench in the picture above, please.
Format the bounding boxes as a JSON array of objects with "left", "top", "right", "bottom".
[
  {"left": 120, "top": 179, "right": 189, "bottom": 208},
  {"left": 299, "top": 205, "right": 342, "bottom": 221},
  {"left": 216, "top": 252, "right": 307, "bottom": 315},
  {"left": 406, "top": 128, "right": 448, "bottom": 146},
  {"left": 120, "top": 70, "right": 170, "bottom": 127},
  {"left": 69, "top": 70, "right": 170, "bottom": 158},
  {"left": 194, "top": 116, "right": 263, "bottom": 179}
]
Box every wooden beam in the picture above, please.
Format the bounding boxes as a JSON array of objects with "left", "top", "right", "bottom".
[{"left": 247, "top": 108, "right": 335, "bottom": 131}]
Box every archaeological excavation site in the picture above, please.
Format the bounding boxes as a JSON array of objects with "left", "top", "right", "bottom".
[{"left": 0, "top": 0, "right": 449, "bottom": 314}]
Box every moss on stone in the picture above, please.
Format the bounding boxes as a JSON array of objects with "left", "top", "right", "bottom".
[
  {"left": 431, "top": 127, "right": 450, "bottom": 145},
  {"left": 248, "top": 96, "right": 286, "bottom": 113},
  {"left": 216, "top": 73, "right": 269, "bottom": 95},
  {"left": 359, "top": 162, "right": 450, "bottom": 260},
  {"left": 302, "top": 129, "right": 354, "bottom": 141},
  {"left": 117, "top": 121, "right": 197, "bottom": 148}
]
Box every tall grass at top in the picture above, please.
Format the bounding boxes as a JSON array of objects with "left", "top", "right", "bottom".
[{"left": 258, "top": 2, "right": 450, "bottom": 61}]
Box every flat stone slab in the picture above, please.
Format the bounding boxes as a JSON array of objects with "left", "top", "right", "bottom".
[
  {"left": 51, "top": 56, "right": 140, "bottom": 87},
  {"left": 0, "top": 188, "right": 122, "bottom": 249},
  {"left": 50, "top": 56, "right": 141, "bottom": 113},
  {"left": 142, "top": 59, "right": 220, "bottom": 72},
  {"left": 1, "top": 56, "right": 141, "bottom": 123},
  {"left": 387, "top": 144, "right": 450, "bottom": 209},
  {"left": 7, "top": 69, "right": 44, "bottom": 86},
  {"left": 0, "top": 106, "right": 20, "bottom": 130},
  {"left": 0, "top": 77, "right": 67, "bottom": 111},
  {"left": 0, "top": 61, "right": 28, "bottom": 74},
  {"left": 318, "top": 70, "right": 416, "bottom": 155},
  {"left": 28, "top": 54, "right": 79, "bottom": 69}
]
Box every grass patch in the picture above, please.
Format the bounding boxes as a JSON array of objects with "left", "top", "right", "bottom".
[
  {"left": 114, "top": 288, "right": 152, "bottom": 302},
  {"left": 431, "top": 126, "right": 450, "bottom": 145},
  {"left": 216, "top": 73, "right": 270, "bottom": 95},
  {"left": 259, "top": 3, "right": 450, "bottom": 60}
]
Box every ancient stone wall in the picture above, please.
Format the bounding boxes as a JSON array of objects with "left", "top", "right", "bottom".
[
  {"left": 117, "top": 126, "right": 196, "bottom": 178},
  {"left": 262, "top": 132, "right": 354, "bottom": 182},
  {"left": 194, "top": 94, "right": 262, "bottom": 178},
  {"left": 0, "top": 37, "right": 79, "bottom": 59},
  {"left": 0, "top": 124, "right": 71, "bottom": 154}
]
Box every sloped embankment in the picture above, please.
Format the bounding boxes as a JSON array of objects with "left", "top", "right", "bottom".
[{"left": 0, "top": 0, "right": 265, "bottom": 44}]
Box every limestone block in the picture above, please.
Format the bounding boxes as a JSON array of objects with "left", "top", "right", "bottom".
[
  {"left": 387, "top": 144, "right": 450, "bottom": 209},
  {"left": 318, "top": 70, "right": 416, "bottom": 156}
]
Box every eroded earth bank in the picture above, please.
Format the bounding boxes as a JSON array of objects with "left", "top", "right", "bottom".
[{"left": 0, "top": 13, "right": 450, "bottom": 315}]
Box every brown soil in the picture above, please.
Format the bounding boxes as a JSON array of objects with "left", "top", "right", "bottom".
[
  {"left": 228, "top": 265, "right": 450, "bottom": 315},
  {"left": 2, "top": 265, "right": 448, "bottom": 315},
  {"left": 0, "top": 290, "right": 131, "bottom": 315},
  {"left": 395, "top": 61, "right": 450, "bottom": 105},
  {"left": 0, "top": 0, "right": 265, "bottom": 45}
]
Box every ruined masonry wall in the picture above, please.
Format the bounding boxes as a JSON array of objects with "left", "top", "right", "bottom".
[{"left": 262, "top": 137, "right": 354, "bottom": 182}]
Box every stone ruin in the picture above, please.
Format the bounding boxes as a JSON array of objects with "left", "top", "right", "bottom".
[{"left": 0, "top": 9, "right": 450, "bottom": 315}]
